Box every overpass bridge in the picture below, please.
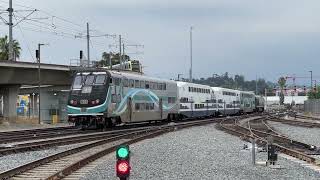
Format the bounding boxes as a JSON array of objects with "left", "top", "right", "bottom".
[{"left": 0, "top": 61, "right": 75, "bottom": 123}]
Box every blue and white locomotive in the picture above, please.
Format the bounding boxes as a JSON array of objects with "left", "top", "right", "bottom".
[{"left": 68, "top": 70, "right": 179, "bottom": 128}]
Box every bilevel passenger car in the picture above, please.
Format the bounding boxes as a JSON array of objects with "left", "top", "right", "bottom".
[
  {"left": 177, "top": 82, "right": 217, "bottom": 118},
  {"left": 254, "top": 95, "right": 265, "bottom": 112},
  {"left": 67, "top": 70, "right": 178, "bottom": 128},
  {"left": 239, "top": 91, "right": 256, "bottom": 113},
  {"left": 211, "top": 87, "right": 241, "bottom": 116}
]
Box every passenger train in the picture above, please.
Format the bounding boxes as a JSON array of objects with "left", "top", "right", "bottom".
[{"left": 67, "top": 69, "right": 264, "bottom": 128}]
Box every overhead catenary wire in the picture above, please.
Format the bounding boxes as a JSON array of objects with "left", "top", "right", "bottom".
[{"left": 13, "top": 13, "right": 35, "bottom": 62}]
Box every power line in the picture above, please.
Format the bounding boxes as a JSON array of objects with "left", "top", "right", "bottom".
[{"left": 14, "top": 13, "right": 35, "bottom": 62}]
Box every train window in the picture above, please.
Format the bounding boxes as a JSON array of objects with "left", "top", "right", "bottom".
[
  {"left": 140, "top": 103, "right": 146, "bottom": 110},
  {"left": 135, "top": 103, "right": 140, "bottom": 110},
  {"left": 140, "top": 81, "right": 145, "bottom": 89},
  {"left": 145, "top": 81, "right": 150, "bottom": 89},
  {"left": 135, "top": 80, "right": 140, "bottom": 88},
  {"left": 158, "top": 83, "right": 162, "bottom": 90},
  {"left": 109, "top": 78, "right": 113, "bottom": 84},
  {"left": 123, "top": 79, "right": 128, "bottom": 87},
  {"left": 129, "top": 79, "right": 134, "bottom": 87},
  {"left": 85, "top": 75, "right": 95, "bottom": 85},
  {"left": 72, "top": 75, "right": 83, "bottom": 89},
  {"left": 163, "top": 83, "right": 166, "bottom": 90},
  {"left": 188, "top": 87, "right": 191, "bottom": 92},
  {"left": 95, "top": 75, "right": 106, "bottom": 85},
  {"left": 114, "top": 78, "right": 120, "bottom": 86},
  {"left": 218, "top": 99, "right": 223, "bottom": 103}
]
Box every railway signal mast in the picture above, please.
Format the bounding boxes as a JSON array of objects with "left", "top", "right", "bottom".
[{"left": 116, "top": 145, "right": 131, "bottom": 180}]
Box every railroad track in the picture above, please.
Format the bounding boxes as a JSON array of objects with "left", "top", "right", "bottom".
[
  {"left": 218, "top": 115, "right": 320, "bottom": 167},
  {"left": 267, "top": 114, "right": 320, "bottom": 128},
  {"left": 0, "top": 126, "right": 87, "bottom": 144},
  {"left": 0, "top": 114, "right": 257, "bottom": 156},
  {"left": 0, "top": 117, "right": 226, "bottom": 180}
]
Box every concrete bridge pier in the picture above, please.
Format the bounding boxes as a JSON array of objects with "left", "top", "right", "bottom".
[{"left": 0, "top": 85, "right": 20, "bottom": 122}]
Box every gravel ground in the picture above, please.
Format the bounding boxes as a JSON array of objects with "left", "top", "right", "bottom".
[
  {"left": 268, "top": 121, "right": 320, "bottom": 147},
  {"left": 0, "top": 122, "right": 71, "bottom": 132},
  {"left": 0, "top": 142, "right": 91, "bottom": 173},
  {"left": 81, "top": 124, "right": 320, "bottom": 180}
]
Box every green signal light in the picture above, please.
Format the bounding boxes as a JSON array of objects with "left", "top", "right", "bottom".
[{"left": 117, "top": 147, "right": 129, "bottom": 158}]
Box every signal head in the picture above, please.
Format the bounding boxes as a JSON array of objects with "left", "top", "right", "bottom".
[
  {"left": 116, "top": 160, "right": 130, "bottom": 177},
  {"left": 116, "top": 145, "right": 130, "bottom": 159}
]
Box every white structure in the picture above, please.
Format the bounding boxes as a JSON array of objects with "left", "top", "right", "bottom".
[
  {"left": 177, "top": 82, "right": 216, "bottom": 117},
  {"left": 264, "top": 96, "right": 307, "bottom": 106},
  {"left": 211, "top": 87, "right": 240, "bottom": 115}
]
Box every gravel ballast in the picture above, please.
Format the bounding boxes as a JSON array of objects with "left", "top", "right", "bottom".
[
  {"left": 268, "top": 121, "right": 320, "bottom": 147},
  {"left": 0, "top": 142, "right": 91, "bottom": 173},
  {"left": 81, "top": 124, "right": 320, "bottom": 180}
]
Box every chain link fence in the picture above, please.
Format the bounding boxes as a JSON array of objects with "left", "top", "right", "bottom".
[{"left": 304, "top": 99, "right": 320, "bottom": 115}]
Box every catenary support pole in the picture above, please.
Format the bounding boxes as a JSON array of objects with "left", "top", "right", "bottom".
[
  {"left": 86, "top": 22, "right": 90, "bottom": 65},
  {"left": 8, "top": 0, "right": 13, "bottom": 61}
]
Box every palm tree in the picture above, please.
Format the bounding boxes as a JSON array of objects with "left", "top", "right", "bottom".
[
  {"left": 0, "top": 35, "right": 21, "bottom": 61},
  {"left": 278, "top": 77, "right": 286, "bottom": 105}
]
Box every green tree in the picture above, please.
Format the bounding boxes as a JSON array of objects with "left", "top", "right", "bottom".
[
  {"left": 307, "top": 86, "right": 320, "bottom": 99},
  {"left": 192, "top": 72, "right": 275, "bottom": 94},
  {"left": 0, "top": 35, "right": 21, "bottom": 60},
  {"left": 95, "top": 52, "right": 131, "bottom": 67},
  {"left": 278, "top": 77, "right": 286, "bottom": 105}
]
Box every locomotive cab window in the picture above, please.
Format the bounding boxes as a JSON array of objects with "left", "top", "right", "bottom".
[
  {"left": 95, "top": 75, "right": 106, "bottom": 85},
  {"left": 72, "top": 75, "right": 84, "bottom": 89},
  {"left": 85, "top": 75, "right": 95, "bottom": 85}
]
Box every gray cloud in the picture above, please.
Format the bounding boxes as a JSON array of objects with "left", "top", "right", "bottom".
[{"left": 0, "top": 0, "right": 319, "bottom": 83}]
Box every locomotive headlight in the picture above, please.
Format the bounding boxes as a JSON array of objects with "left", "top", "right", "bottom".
[
  {"left": 96, "top": 99, "right": 100, "bottom": 104},
  {"left": 70, "top": 100, "right": 74, "bottom": 104}
]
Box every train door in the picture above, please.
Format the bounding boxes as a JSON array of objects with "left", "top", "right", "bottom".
[
  {"left": 127, "top": 97, "right": 132, "bottom": 122},
  {"left": 159, "top": 98, "right": 163, "bottom": 119}
]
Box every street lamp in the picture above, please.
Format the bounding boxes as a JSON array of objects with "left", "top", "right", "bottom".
[
  {"left": 309, "top": 70, "right": 313, "bottom": 90},
  {"left": 189, "top": 26, "right": 193, "bottom": 83},
  {"left": 36, "top": 43, "right": 48, "bottom": 124}
]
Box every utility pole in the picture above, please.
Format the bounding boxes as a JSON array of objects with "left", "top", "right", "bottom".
[
  {"left": 123, "top": 43, "right": 125, "bottom": 64},
  {"left": 109, "top": 52, "right": 113, "bottom": 70},
  {"left": 36, "top": 43, "right": 47, "bottom": 124},
  {"left": 86, "top": 22, "right": 90, "bottom": 66},
  {"left": 119, "top": 35, "right": 122, "bottom": 70},
  {"left": 189, "top": 26, "right": 193, "bottom": 83},
  {"left": 255, "top": 75, "right": 258, "bottom": 95},
  {"left": 8, "top": 0, "right": 13, "bottom": 61},
  {"left": 309, "top": 70, "right": 313, "bottom": 91}
]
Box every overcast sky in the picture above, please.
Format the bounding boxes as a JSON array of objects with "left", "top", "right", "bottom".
[{"left": 0, "top": 0, "right": 319, "bottom": 84}]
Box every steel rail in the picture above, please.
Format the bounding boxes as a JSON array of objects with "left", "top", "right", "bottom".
[{"left": 0, "top": 115, "right": 225, "bottom": 180}]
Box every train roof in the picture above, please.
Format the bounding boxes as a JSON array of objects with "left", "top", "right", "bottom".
[
  {"left": 176, "top": 81, "right": 211, "bottom": 88},
  {"left": 109, "top": 70, "right": 176, "bottom": 84},
  {"left": 211, "top": 87, "right": 240, "bottom": 93}
]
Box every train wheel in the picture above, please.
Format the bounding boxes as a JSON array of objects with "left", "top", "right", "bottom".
[{"left": 75, "top": 120, "right": 81, "bottom": 127}]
